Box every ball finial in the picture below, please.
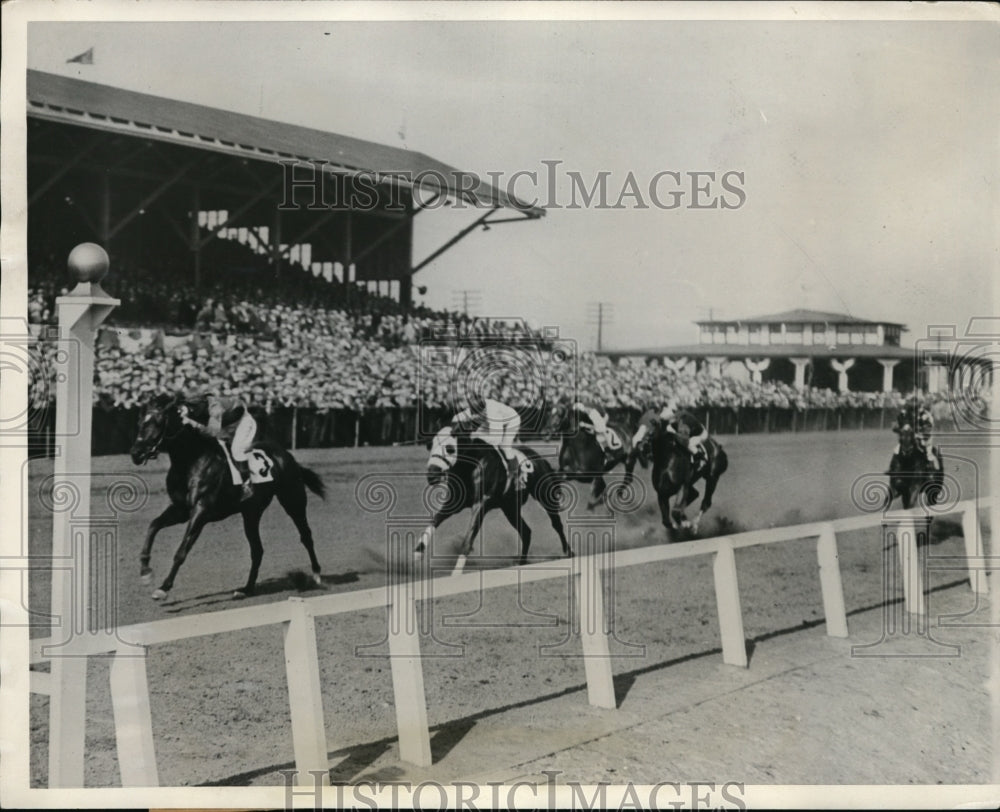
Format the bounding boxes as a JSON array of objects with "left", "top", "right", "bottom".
[{"left": 67, "top": 243, "right": 109, "bottom": 284}]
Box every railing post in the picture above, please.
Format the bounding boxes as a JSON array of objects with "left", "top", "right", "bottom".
[
  {"left": 110, "top": 646, "right": 159, "bottom": 787},
  {"left": 282, "top": 598, "right": 330, "bottom": 785},
  {"left": 576, "top": 532, "right": 616, "bottom": 709},
  {"left": 896, "top": 518, "right": 927, "bottom": 617},
  {"left": 713, "top": 538, "right": 747, "bottom": 667},
  {"left": 49, "top": 245, "right": 119, "bottom": 787},
  {"left": 388, "top": 574, "right": 432, "bottom": 766},
  {"left": 962, "top": 502, "right": 988, "bottom": 595},
  {"left": 816, "top": 524, "right": 849, "bottom": 637}
]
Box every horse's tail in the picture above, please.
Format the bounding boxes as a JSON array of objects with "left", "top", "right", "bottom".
[{"left": 299, "top": 465, "right": 326, "bottom": 500}]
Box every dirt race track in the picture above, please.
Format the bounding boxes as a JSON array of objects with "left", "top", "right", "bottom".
[{"left": 26, "top": 429, "right": 997, "bottom": 790}]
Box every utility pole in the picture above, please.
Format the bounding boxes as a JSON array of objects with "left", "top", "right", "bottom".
[
  {"left": 452, "top": 289, "right": 482, "bottom": 316},
  {"left": 586, "top": 302, "right": 614, "bottom": 352}
]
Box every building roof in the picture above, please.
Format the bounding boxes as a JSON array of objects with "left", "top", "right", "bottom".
[
  {"left": 599, "top": 343, "right": 917, "bottom": 360},
  {"left": 695, "top": 309, "right": 906, "bottom": 328},
  {"left": 26, "top": 70, "right": 543, "bottom": 216}
]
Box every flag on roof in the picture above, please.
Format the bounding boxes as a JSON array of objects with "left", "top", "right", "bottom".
[{"left": 67, "top": 48, "right": 94, "bottom": 65}]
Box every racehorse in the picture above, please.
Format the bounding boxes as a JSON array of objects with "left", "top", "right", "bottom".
[
  {"left": 543, "top": 401, "right": 637, "bottom": 510},
  {"left": 630, "top": 408, "right": 728, "bottom": 534},
  {"left": 129, "top": 394, "right": 326, "bottom": 600},
  {"left": 417, "top": 425, "right": 572, "bottom": 574},
  {"left": 886, "top": 422, "right": 944, "bottom": 510}
]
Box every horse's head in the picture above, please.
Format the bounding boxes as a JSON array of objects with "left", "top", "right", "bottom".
[
  {"left": 426, "top": 426, "right": 459, "bottom": 485},
  {"left": 542, "top": 399, "right": 571, "bottom": 440},
  {"left": 897, "top": 422, "right": 916, "bottom": 454},
  {"left": 631, "top": 408, "right": 660, "bottom": 459},
  {"left": 130, "top": 393, "right": 182, "bottom": 465}
]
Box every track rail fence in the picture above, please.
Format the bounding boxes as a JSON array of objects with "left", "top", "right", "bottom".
[{"left": 29, "top": 497, "right": 991, "bottom": 787}]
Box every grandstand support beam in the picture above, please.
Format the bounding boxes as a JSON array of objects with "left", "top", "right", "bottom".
[
  {"left": 350, "top": 193, "right": 440, "bottom": 270},
  {"left": 100, "top": 171, "right": 111, "bottom": 245},
  {"left": 108, "top": 158, "right": 202, "bottom": 240},
  {"left": 190, "top": 185, "right": 202, "bottom": 290},
  {"left": 197, "top": 177, "right": 282, "bottom": 250},
  {"left": 411, "top": 207, "right": 498, "bottom": 275},
  {"left": 282, "top": 209, "right": 341, "bottom": 258},
  {"left": 272, "top": 207, "right": 283, "bottom": 277},
  {"left": 154, "top": 205, "right": 191, "bottom": 248},
  {"left": 28, "top": 136, "right": 104, "bottom": 205}
]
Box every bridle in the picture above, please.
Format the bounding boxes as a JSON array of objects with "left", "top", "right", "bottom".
[{"left": 137, "top": 404, "right": 184, "bottom": 461}]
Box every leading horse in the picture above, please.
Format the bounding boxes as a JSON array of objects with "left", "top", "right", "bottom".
[
  {"left": 543, "top": 401, "right": 637, "bottom": 510},
  {"left": 416, "top": 425, "right": 572, "bottom": 574},
  {"left": 630, "top": 408, "right": 728, "bottom": 534},
  {"left": 886, "top": 422, "right": 944, "bottom": 510},
  {"left": 130, "top": 394, "right": 326, "bottom": 600}
]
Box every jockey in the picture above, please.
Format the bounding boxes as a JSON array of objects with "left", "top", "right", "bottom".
[
  {"left": 890, "top": 395, "right": 938, "bottom": 470},
  {"left": 452, "top": 394, "right": 522, "bottom": 490},
  {"left": 570, "top": 397, "right": 612, "bottom": 454},
  {"left": 633, "top": 399, "right": 710, "bottom": 466},
  {"left": 178, "top": 395, "right": 257, "bottom": 500}
]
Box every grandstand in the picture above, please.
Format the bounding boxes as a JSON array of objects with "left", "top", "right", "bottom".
[{"left": 26, "top": 72, "right": 992, "bottom": 457}]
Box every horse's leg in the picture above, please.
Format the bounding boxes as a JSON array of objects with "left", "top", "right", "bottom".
[
  {"left": 152, "top": 505, "right": 210, "bottom": 600},
  {"left": 587, "top": 476, "right": 607, "bottom": 511},
  {"left": 235, "top": 503, "right": 267, "bottom": 599},
  {"left": 622, "top": 451, "right": 636, "bottom": 486},
  {"left": 453, "top": 501, "right": 487, "bottom": 576},
  {"left": 657, "top": 488, "right": 678, "bottom": 532},
  {"left": 500, "top": 498, "right": 532, "bottom": 566},
  {"left": 692, "top": 477, "right": 719, "bottom": 534},
  {"left": 139, "top": 502, "right": 189, "bottom": 584},
  {"left": 276, "top": 481, "right": 322, "bottom": 586}
]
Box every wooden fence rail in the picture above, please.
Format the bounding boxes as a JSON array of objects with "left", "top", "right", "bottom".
[{"left": 29, "top": 497, "right": 991, "bottom": 787}]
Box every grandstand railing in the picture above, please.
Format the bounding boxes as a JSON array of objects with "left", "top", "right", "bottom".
[{"left": 27, "top": 404, "right": 901, "bottom": 458}]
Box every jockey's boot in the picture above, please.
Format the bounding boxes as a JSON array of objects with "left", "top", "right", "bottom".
[
  {"left": 506, "top": 455, "right": 519, "bottom": 493},
  {"left": 240, "top": 479, "right": 255, "bottom": 501}
]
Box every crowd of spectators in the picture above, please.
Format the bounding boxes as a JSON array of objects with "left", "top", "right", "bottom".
[
  {"left": 29, "top": 314, "right": 988, "bottom": 418},
  {"left": 27, "top": 245, "right": 990, "bottom": 421}
]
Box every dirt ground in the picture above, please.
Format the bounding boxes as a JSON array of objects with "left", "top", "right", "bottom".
[{"left": 24, "top": 429, "right": 996, "bottom": 791}]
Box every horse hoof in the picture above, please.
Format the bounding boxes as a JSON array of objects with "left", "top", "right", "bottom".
[
  {"left": 151, "top": 588, "right": 168, "bottom": 601},
  {"left": 312, "top": 572, "right": 323, "bottom": 586},
  {"left": 232, "top": 590, "right": 247, "bottom": 600},
  {"left": 140, "top": 571, "right": 153, "bottom": 585},
  {"left": 452, "top": 555, "right": 467, "bottom": 576}
]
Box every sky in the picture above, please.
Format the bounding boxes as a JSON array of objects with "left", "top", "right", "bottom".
[{"left": 24, "top": 10, "right": 1000, "bottom": 351}]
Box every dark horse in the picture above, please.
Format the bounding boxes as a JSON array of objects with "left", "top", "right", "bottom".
[
  {"left": 129, "top": 394, "right": 326, "bottom": 600},
  {"left": 416, "top": 425, "right": 572, "bottom": 574},
  {"left": 630, "top": 408, "right": 728, "bottom": 534},
  {"left": 543, "top": 401, "right": 637, "bottom": 510},
  {"left": 886, "top": 422, "right": 944, "bottom": 510}
]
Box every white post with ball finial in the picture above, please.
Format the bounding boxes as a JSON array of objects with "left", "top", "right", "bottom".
[{"left": 47, "top": 243, "right": 119, "bottom": 787}]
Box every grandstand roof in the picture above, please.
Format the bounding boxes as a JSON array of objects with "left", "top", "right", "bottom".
[
  {"left": 695, "top": 309, "right": 906, "bottom": 328},
  {"left": 26, "top": 70, "right": 543, "bottom": 216},
  {"left": 599, "top": 343, "right": 917, "bottom": 360}
]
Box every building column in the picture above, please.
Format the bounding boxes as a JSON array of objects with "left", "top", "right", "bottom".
[
  {"left": 925, "top": 360, "right": 947, "bottom": 394},
  {"left": 704, "top": 356, "right": 727, "bottom": 379},
  {"left": 878, "top": 358, "right": 901, "bottom": 393},
  {"left": 663, "top": 356, "right": 688, "bottom": 374},
  {"left": 744, "top": 357, "right": 770, "bottom": 384},
  {"left": 791, "top": 357, "right": 810, "bottom": 389},
  {"left": 831, "top": 358, "right": 855, "bottom": 392}
]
